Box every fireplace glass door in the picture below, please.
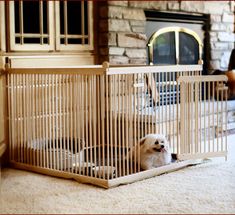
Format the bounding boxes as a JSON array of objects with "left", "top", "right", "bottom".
[{"left": 148, "top": 27, "right": 202, "bottom": 65}]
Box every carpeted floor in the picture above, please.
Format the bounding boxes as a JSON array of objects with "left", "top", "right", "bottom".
[{"left": 1, "top": 135, "right": 235, "bottom": 214}]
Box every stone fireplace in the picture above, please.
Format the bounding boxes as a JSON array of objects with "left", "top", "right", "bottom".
[
  {"left": 98, "top": 1, "right": 235, "bottom": 73},
  {"left": 97, "top": 1, "right": 235, "bottom": 134}
]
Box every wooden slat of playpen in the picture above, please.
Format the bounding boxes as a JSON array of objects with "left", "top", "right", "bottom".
[
  {"left": 9, "top": 75, "right": 13, "bottom": 161},
  {"left": 129, "top": 75, "right": 133, "bottom": 175},
  {"left": 85, "top": 75, "right": 89, "bottom": 176},
  {"left": 133, "top": 74, "right": 137, "bottom": 174},
  {"left": 216, "top": 81, "right": 219, "bottom": 153},
  {"left": 165, "top": 72, "right": 168, "bottom": 136},
  {"left": 27, "top": 75, "right": 30, "bottom": 165},
  {"left": 93, "top": 76, "right": 97, "bottom": 178},
  {"left": 147, "top": 73, "right": 150, "bottom": 134},
  {"left": 74, "top": 75, "right": 77, "bottom": 174},
  {"left": 125, "top": 74, "right": 129, "bottom": 176},
  {"left": 100, "top": 75, "right": 105, "bottom": 178},
  {"left": 158, "top": 73, "right": 161, "bottom": 134},
  {"left": 38, "top": 74, "right": 42, "bottom": 167},
  {"left": 97, "top": 75, "right": 101, "bottom": 178},
  {"left": 7, "top": 75, "right": 11, "bottom": 161},
  {"left": 92, "top": 76, "right": 95, "bottom": 176},
  {"left": 49, "top": 75, "right": 54, "bottom": 169},
  {"left": 69, "top": 75, "right": 72, "bottom": 173},
  {"left": 61, "top": 75, "right": 64, "bottom": 170},
  {"left": 35, "top": 75, "right": 39, "bottom": 167},
  {"left": 77, "top": 75, "right": 80, "bottom": 174},
  {"left": 180, "top": 81, "right": 185, "bottom": 154},
  {"left": 70, "top": 75, "right": 74, "bottom": 172},
  {"left": 41, "top": 77, "right": 44, "bottom": 167},
  {"left": 75, "top": 76, "right": 78, "bottom": 173},
  {"left": 121, "top": 75, "right": 125, "bottom": 176},
  {"left": 15, "top": 75, "right": 19, "bottom": 162},
  {"left": 52, "top": 75, "right": 59, "bottom": 169},
  {"left": 56, "top": 75, "right": 60, "bottom": 171},
  {"left": 195, "top": 82, "right": 199, "bottom": 154},
  {"left": 137, "top": 74, "right": 140, "bottom": 173},
  {"left": 113, "top": 75, "right": 117, "bottom": 178},
  {"left": 10, "top": 75, "right": 14, "bottom": 161},
  {"left": 20, "top": 75, "right": 23, "bottom": 163},
  {"left": 211, "top": 82, "right": 214, "bottom": 152},
  {"left": 169, "top": 72, "right": 173, "bottom": 141},
  {"left": 88, "top": 76, "right": 93, "bottom": 177},
  {"left": 81, "top": 75, "right": 85, "bottom": 175},
  {"left": 118, "top": 74, "right": 121, "bottom": 177},
  {"left": 39, "top": 75, "right": 42, "bottom": 167},
  {"left": 221, "top": 83, "right": 224, "bottom": 152},
  {"left": 65, "top": 75, "right": 68, "bottom": 171},
  {"left": 208, "top": 82, "right": 211, "bottom": 153},
  {"left": 44, "top": 75, "right": 48, "bottom": 168},
  {"left": 190, "top": 81, "right": 193, "bottom": 154},
  {"left": 186, "top": 78, "right": 190, "bottom": 154},
  {"left": 105, "top": 76, "right": 109, "bottom": 178},
  {"left": 30, "top": 75, "right": 34, "bottom": 165},
  {"left": 51, "top": 75, "right": 55, "bottom": 169},
  {"left": 34, "top": 75, "right": 37, "bottom": 166},
  {"left": 40, "top": 75, "right": 43, "bottom": 167},
  {"left": 109, "top": 75, "right": 113, "bottom": 179},
  {"left": 187, "top": 80, "right": 190, "bottom": 154},
  {"left": 48, "top": 75, "right": 51, "bottom": 168},
  {"left": 150, "top": 73, "right": 154, "bottom": 135},
  {"left": 203, "top": 80, "right": 206, "bottom": 154},
  {"left": 225, "top": 86, "right": 228, "bottom": 160}
]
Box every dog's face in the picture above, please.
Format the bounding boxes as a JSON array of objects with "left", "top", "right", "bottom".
[
  {"left": 140, "top": 134, "right": 170, "bottom": 154},
  {"left": 138, "top": 134, "right": 171, "bottom": 170}
]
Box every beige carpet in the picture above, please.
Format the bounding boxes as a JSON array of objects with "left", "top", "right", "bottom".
[{"left": 1, "top": 135, "right": 235, "bottom": 214}]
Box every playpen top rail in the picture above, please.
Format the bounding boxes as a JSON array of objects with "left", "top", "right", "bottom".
[
  {"left": 3, "top": 61, "right": 203, "bottom": 75},
  {"left": 178, "top": 75, "right": 228, "bottom": 83},
  {"left": 105, "top": 64, "right": 202, "bottom": 75},
  {"left": 5, "top": 67, "right": 105, "bottom": 75}
]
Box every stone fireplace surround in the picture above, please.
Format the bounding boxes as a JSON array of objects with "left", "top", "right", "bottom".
[{"left": 98, "top": 1, "right": 234, "bottom": 72}]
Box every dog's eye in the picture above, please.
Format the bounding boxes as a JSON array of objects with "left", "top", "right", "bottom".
[{"left": 155, "top": 140, "right": 159, "bottom": 145}]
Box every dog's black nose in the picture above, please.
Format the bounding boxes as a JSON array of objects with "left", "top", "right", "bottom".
[{"left": 161, "top": 145, "right": 164, "bottom": 148}]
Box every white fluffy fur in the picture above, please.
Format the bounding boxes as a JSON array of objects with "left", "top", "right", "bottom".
[{"left": 132, "top": 134, "right": 172, "bottom": 170}]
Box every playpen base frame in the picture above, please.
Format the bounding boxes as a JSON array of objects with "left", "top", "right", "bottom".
[{"left": 10, "top": 159, "right": 206, "bottom": 188}]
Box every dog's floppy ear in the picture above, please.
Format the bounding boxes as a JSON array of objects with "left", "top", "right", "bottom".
[{"left": 139, "top": 137, "right": 146, "bottom": 146}]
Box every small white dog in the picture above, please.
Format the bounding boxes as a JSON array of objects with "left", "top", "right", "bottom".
[{"left": 130, "top": 134, "right": 172, "bottom": 170}]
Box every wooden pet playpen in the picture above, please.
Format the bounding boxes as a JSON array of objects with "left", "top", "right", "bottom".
[{"left": 1, "top": 60, "right": 228, "bottom": 188}]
